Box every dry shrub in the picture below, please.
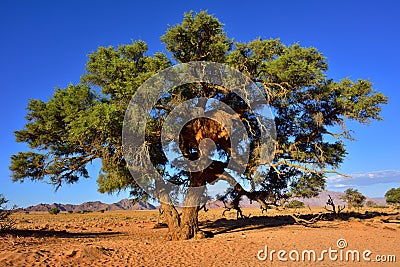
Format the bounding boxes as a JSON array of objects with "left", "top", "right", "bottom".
[{"left": 0, "top": 194, "right": 16, "bottom": 232}]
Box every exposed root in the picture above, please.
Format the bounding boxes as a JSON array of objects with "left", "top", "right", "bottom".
[{"left": 289, "top": 213, "right": 325, "bottom": 227}]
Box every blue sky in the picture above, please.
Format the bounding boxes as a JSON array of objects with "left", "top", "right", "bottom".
[{"left": 0, "top": 0, "right": 399, "bottom": 207}]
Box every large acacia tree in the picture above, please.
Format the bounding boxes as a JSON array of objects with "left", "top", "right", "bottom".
[{"left": 10, "top": 11, "right": 387, "bottom": 240}]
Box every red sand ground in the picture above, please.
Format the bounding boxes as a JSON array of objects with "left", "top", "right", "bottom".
[{"left": 1, "top": 208, "right": 399, "bottom": 266}]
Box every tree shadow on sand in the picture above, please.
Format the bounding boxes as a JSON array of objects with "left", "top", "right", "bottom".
[
  {"left": 0, "top": 229, "right": 123, "bottom": 238},
  {"left": 202, "top": 210, "right": 400, "bottom": 236}
]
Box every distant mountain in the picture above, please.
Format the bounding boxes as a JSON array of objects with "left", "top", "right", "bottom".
[
  {"left": 206, "top": 190, "right": 386, "bottom": 208},
  {"left": 293, "top": 190, "right": 386, "bottom": 207},
  {"left": 20, "top": 190, "right": 387, "bottom": 212},
  {"left": 22, "top": 199, "right": 156, "bottom": 212}
]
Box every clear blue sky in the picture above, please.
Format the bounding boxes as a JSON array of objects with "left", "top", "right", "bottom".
[{"left": 1, "top": 0, "right": 399, "bottom": 207}]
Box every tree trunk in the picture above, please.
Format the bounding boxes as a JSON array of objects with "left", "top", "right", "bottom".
[
  {"left": 179, "top": 206, "right": 199, "bottom": 240},
  {"left": 161, "top": 202, "right": 182, "bottom": 240},
  {"left": 161, "top": 203, "right": 201, "bottom": 240},
  {"left": 161, "top": 173, "right": 204, "bottom": 240}
]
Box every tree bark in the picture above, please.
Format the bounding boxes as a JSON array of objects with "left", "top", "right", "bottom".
[
  {"left": 161, "top": 172, "right": 205, "bottom": 240},
  {"left": 161, "top": 202, "right": 181, "bottom": 240},
  {"left": 179, "top": 206, "right": 199, "bottom": 240},
  {"left": 161, "top": 203, "right": 201, "bottom": 240}
]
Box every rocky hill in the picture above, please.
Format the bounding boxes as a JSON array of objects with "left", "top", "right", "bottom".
[
  {"left": 292, "top": 190, "right": 386, "bottom": 207},
  {"left": 22, "top": 199, "right": 156, "bottom": 212},
  {"left": 206, "top": 190, "right": 386, "bottom": 209},
  {"left": 21, "top": 190, "right": 386, "bottom": 212}
]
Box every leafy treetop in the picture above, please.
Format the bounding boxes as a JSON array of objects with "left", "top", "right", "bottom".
[
  {"left": 385, "top": 187, "right": 400, "bottom": 205},
  {"left": 10, "top": 11, "right": 388, "bottom": 239}
]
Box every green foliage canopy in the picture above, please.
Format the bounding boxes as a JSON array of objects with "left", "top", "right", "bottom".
[
  {"left": 10, "top": 11, "right": 388, "bottom": 207},
  {"left": 342, "top": 188, "right": 366, "bottom": 208},
  {"left": 385, "top": 187, "right": 400, "bottom": 205},
  {"left": 285, "top": 200, "right": 305, "bottom": 209},
  {"left": 48, "top": 207, "right": 60, "bottom": 215}
]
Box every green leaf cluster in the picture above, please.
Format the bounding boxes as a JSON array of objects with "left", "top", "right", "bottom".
[
  {"left": 10, "top": 11, "right": 388, "bottom": 203},
  {"left": 385, "top": 187, "right": 400, "bottom": 205},
  {"left": 342, "top": 188, "right": 366, "bottom": 208}
]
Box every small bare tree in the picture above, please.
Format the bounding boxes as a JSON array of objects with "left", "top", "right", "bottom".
[{"left": 324, "top": 195, "right": 345, "bottom": 215}]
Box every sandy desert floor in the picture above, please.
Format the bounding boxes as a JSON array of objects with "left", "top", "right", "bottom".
[{"left": 1, "top": 207, "right": 399, "bottom": 266}]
